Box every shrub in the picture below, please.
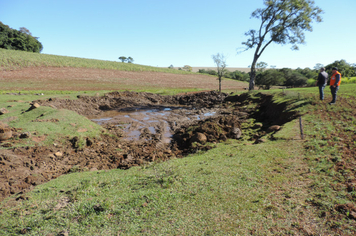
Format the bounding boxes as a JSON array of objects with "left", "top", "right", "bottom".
[
  {"left": 207, "top": 69, "right": 217, "bottom": 76},
  {"left": 198, "top": 69, "right": 207, "bottom": 74},
  {"left": 283, "top": 71, "right": 308, "bottom": 87},
  {"left": 306, "top": 78, "right": 316, "bottom": 87},
  {"left": 229, "top": 71, "right": 250, "bottom": 82},
  {"left": 256, "top": 69, "right": 285, "bottom": 90},
  {"left": 348, "top": 77, "right": 356, "bottom": 84},
  {"left": 342, "top": 77, "right": 349, "bottom": 84}
]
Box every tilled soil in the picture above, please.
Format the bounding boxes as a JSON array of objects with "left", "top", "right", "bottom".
[
  {"left": 0, "top": 91, "right": 295, "bottom": 202},
  {"left": 0, "top": 67, "right": 246, "bottom": 91}
]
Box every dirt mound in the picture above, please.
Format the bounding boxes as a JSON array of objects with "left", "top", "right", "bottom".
[
  {"left": 0, "top": 91, "right": 298, "bottom": 202},
  {"left": 171, "top": 114, "right": 242, "bottom": 154}
]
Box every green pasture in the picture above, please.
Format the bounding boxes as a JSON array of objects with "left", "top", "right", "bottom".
[
  {"left": 1, "top": 49, "right": 356, "bottom": 234},
  {"left": 1, "top": 84, "right": 356, "bottom": 235},
  {"left": 0, "top": 134, "right": 313, "bottom": 235}
]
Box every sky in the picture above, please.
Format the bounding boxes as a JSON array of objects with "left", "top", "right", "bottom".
[{"left": 1, "top": 0, "right": 355, "bottom": 69}]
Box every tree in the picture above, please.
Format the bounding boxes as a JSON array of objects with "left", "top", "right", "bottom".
[
  {"left": 287, "top": 71, "right": 308, "bottom": 87},
  {"left": 295, "top": 67, "right": 317, "bottom": 79},
  {"left": 325, "top": 59, "right": 356, "bottom": 77},
  {"left": 19, "top": 27, "right": 31, "bottom": 35},
  {"left": 118, "top": 56, "right": 127, "bottom": 62},
  {"left": 241, "top": 0, "right": 323, "bottom": 90},
  {"left": 229, "top": 70, "right": 249, "bottom": 82},
  {"left": 314, "top": 63, "right": 324, "bottom": 70},
  {"left": 127, "top": 57, "right": 134, "bottom": 63},
  {"left": 0, "top": 21, "right": 43, "bottom": 53},
  {"left": 183, "top": 65, "right": 192, "bottom": 72},
  {"left": 256, "top": 69, "right": 285, "bottom": 90},
  {"left": 256, "top": 61, "right": 268, "bottom": 72},
  {"left": 212, "top": 53, "right": 227, "bottom": 93},
  {"left": 280, "top": 68, "right": 308, "bottom": 87}
]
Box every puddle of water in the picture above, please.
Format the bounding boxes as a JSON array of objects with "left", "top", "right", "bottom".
[
  {"left": 126, "top": 130, "right": 141, "bottom": 140},
  {"left": 162, "top": 120, "right": 172, "bottom": 143},
  {"left": 90, "top": 106, "right": 217, "bottom": 143},
  {"left": 91, "top": 117, "right": 112, "bottom": 125},
  {"left": 204, "top": 112, "right": 216, "bottom": 117},
  {"left": 148, "top": 126, "right": 156, "bottom": 134}
]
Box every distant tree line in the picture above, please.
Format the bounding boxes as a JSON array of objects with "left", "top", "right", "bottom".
[
  {"left": 198, "top": 59, "right": 356, "bottom": 89},
  {"left": 0, "top": 21, "right": 43, "bottom": 53}
]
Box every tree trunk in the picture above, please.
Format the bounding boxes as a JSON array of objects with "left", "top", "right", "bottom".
[
  {"left": 219, "top": 77, "right": 222, "bottom": 93},
  {"left": 249, "top": 55, "right": 259, "bottom": 91},
  {"left": 249, "top": 70, "right": 255, "bottom": 91}
]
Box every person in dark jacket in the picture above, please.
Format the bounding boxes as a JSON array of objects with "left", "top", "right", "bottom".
[
  {"left": 315, "top": 67, "right": 328, "bottom": 100},
  {"left": 329, "top": 67, "right": 341, "bottom": 105}
]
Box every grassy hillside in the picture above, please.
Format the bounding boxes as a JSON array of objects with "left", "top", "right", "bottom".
[
  {"left": 0, "top": 48, "right": 248, "bottom": 92},
  {"left": 0, "top": 48, "right": 189, "bottom": 74}
]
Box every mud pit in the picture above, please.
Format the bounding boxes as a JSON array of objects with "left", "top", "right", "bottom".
[
  {"left": 0, "top": 91, "right": 297, "bottom": 202},
  {"left": 90, "top": 106, "right": 224, "bottom": 143}
]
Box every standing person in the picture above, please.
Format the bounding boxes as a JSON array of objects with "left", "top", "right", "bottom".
[
  {"left": 329, "top": 67, "right": 341, "bottom": 105},
  {"left": 315, "top": 67, "right": 328, "bottom": 100}
]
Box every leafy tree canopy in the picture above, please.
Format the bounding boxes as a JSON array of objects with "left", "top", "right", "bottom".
[
  {"left": 0, "top": 21, "right": 43, "bottom": 53},
  {"left": 256, "top": 69, "right": 285, "bottom": 89},
  {"left": 183, "top": 65, "right": 192, "bottom": 72},
  {"left": 295, "top": 67, "right": 317, "bottom": 79},
  {"left": 118, "top": 56, "right": 127, "bottom": 62},
  {"left": 212, "top": 53, "right": 228, "bottom": 93},
  {"left": 242, "top": 0, "right": 323, "bottom": 90},
  {"left": 325, "top": 59, "right": 356, "bottom": 77},
  {"left": 127, "top": 57, "right": 134, "bottom": 63}
]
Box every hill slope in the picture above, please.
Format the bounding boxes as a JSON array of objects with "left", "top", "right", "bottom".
[{"left": 0, "top": 49, "right": 247, "bottom": 91}]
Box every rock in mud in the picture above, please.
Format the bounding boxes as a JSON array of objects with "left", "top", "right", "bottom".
[
  {"left": 0, "top": 122, "right": 12, "bottom": 141},
  {"left": 267, "top": 125, "right": 281, "bottom": 133},
  {"left": 0, "top": 108, "right": 9, "bottom": 115},
  {"left": 29, "top": 102, "right": 40, "bottom": 110},
  {"left": 254, "top": 138, "right": 267, "bottom": 144},
  {"left": 54, "top": 152, "right": 63, "bottom": 157},
  {"left": 190, "top": 132, "right": 207, "bottom": 144},
  {"left": 230, "top": 127, "right": 242, "bottom": 139}
]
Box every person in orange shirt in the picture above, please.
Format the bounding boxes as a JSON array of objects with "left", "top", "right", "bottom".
[{"left": 329, "top": 67, "right": 341, "bottom": 105}]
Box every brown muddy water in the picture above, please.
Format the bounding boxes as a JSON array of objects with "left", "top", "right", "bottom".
[{"left": 89, "top": 106, "right": 219, "bottom": 143}]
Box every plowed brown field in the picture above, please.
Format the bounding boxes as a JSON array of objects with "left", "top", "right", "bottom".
[{"left": 0, "top": 67, "right": 246, "bottom": 91}]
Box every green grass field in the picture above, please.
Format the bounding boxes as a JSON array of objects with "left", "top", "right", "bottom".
[
  {"left": 1, "top": 86, "right": 355, "bottom": 235},
  {"left": 1, "top": 50, "right": 356, "bottom": 235}
]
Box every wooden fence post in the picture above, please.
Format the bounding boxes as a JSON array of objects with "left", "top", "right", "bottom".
[{"left": 299, "top": 116, "right": 304, "bottom": 140}]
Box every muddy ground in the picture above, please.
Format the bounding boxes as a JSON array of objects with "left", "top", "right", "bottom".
[{"left": 0, "top": 91, "right": 297, "bottom": 202}]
